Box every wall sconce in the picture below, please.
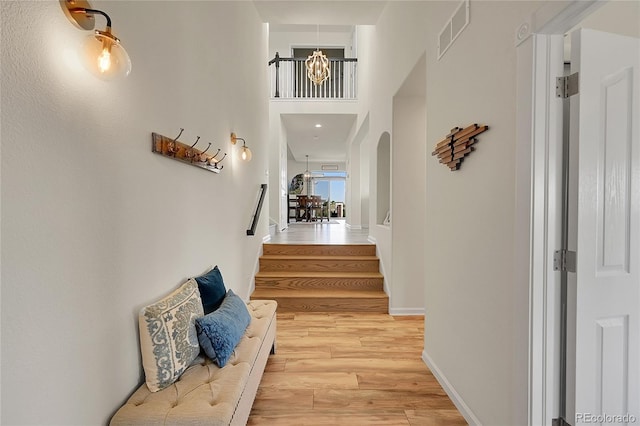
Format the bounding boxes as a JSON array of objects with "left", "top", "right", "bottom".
[
  {"left": 60, "top": 0, "right": 132, "bottom": 80},
  {"left": 230, "top": 133, "right": 252, "bottom": 162}
]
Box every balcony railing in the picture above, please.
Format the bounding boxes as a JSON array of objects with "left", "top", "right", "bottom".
[{"left": 268, "top": 52, "right": 358, "bottom": 100}]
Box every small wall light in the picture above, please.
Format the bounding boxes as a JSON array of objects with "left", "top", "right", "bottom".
[
  {"left": 230, "top": 133, "right": 252, "bottom": 162},
  {"left": 60, "top": 0, "right": 132, "bottom": 80}
]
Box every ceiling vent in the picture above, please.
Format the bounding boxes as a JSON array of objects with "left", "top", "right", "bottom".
[
  {"left": 438, "top": 0, "right": 470, "bottom": 60},
  {"left": 321, "top": 164, "right": 339, "bottom": 171}
]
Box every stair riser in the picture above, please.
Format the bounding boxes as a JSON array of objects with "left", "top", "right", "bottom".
[
  {"left": 260, "top": 259, "right": 379, "bottom": 272},
  {"left": 255, "top": 277, "right": 383, "bottom": 291},
  {"left": 257, "top": 296, "right": 388, "bottom": 313},
  {"left": 263, "top": 244, "right": 376, "bottom": 257}
]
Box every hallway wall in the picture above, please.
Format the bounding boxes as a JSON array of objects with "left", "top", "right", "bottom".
[
  {"left": 1, "top": 2, "right": 268, "bottom": 424},
  {"left": 391, "top": 58, "right": 426, "bottom": 313},
  {"left": 363, "top": 1, "right": 542, "bottom": 424}
]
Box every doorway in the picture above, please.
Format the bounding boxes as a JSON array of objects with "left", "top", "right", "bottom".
[
  {"left": 518, "top": 2, "right": 640, "bottom": 424},
  {"left": 312, "top": 172, "right": 347, "bottom": 219}
]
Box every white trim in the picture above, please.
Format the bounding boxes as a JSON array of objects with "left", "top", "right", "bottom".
[
  {"left": 262, "top": 234, "right": 271, "bottom": 243},
  {"left": 247, "top": 242, "right": 265, "bottom": 300},
  {"left": 389, "top": 307, "right": 425, "bottom": 316},
  {"left": 515, "top": 18, "right": 533, "bottom": 47},
  {"left": 534, "top": 1, "right": 603, "bottom": 35},
  {"left": 376, "top": 246, "right": 390, "bottom": 297},
  {"left": 516, "top": 33, "right": 565, "bottom": 426},
  {"left": 367, "top": 235, "right": 377, "bottom": 244},
  {"left": 345, "top": 223, "right": 362, "bottom": 230},
  {"left": 422, "top": 350, "right": 482, "bottom": 426},
  {"left": 516, "top": 2, "right": 605, "bottom": 424}
]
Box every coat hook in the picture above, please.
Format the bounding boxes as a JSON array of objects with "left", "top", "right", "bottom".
[
  {"left": 199, "top": 143, "right": 212, "bottom": 162},
  {"left": 167, "top": 127, "right": 184, "bottom": 154},
  {"left": 207, "top": 148, "right": 222, "bottom": 166},
  {"left": 185, "top": 136, "right": 200, "bottom": 160},
  {"left": 213, "top": 153, "right": 227, "bottom": 170}
]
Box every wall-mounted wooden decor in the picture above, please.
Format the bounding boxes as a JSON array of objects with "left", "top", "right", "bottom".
[
  {"left": 431, "top": 123, "right": 489, "bottom": 171},
  {"left": 152, "top": 129, "right": 226, "bottom": 174}
]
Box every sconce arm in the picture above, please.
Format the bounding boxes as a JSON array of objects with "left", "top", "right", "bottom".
[{"left": 71, "top": 7, "right": 112, "bottom": 28}]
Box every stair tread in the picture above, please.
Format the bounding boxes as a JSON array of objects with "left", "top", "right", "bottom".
[
  {"left": 252, "top": 289, "right": 388, "bottom": 299},
  {"left": 256, "top": 271, "right": 383, "bottom": 278},
  {"left": 261, "top": 255, "right": 378, "bottom": 260},
  {"left": 264, "top": 243, "right": 375, "bottom": 247}
]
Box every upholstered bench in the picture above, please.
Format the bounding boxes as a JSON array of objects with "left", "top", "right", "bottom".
[{"left": 110, "top": 299, "right": 277, "bottom": 426}]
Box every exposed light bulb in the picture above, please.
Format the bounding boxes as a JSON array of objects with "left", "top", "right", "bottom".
[
  {"left": 81, "top": 29, "right": 131, "bottom": 81},
  {"left": 98, "top": 47, "right": 111, "bottom": 73},
  {"left": 60, "top": 4, "right": 132, "bottom": 81},
  {"left": 240, "top": 145, "right": 252, "bottom": 162}
]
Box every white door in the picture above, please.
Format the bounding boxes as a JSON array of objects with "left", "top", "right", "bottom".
[{"left": 569, "top": 29, "right": 639, "bottom": 424}]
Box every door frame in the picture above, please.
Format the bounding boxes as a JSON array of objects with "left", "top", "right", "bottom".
[{"left": 514, "top": 1, "right": 604, "bottom": 424}]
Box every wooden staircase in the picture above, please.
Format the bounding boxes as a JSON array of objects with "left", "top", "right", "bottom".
[{"left": 251, "top": 243, "right": 388, "bottom": 313}]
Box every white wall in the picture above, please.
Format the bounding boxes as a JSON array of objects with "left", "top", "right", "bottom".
[
  {"left": 390, "top": 60, "right": 426, "bottom": 314},
  {"left": 363, "top": 1, "right": 543, "bottom": 424},
  {"left": 0, "top": 1, "right": 268, "bottom": 424},
  {"left": 423, "top": 2, "right": 542, "bottom": 425},
  {"left": 269, "top": 26, "right": 355, "bottom": 59},
  {"left": 287, "top": 159, "right": 346, "bottom": 184},
  {"left": 577, "top": 0, "right": 640, "bottom": 38},
  {"left": 268, "top": 108, "right": 287, "bottom": 228}
]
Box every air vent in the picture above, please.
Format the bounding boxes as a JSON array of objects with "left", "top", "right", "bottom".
[
  {"left": 438, "top": 0, "right": 469, "bottom": 60},
  {"left": 321, "top": 164, "right": 338, "bottom": 171}
]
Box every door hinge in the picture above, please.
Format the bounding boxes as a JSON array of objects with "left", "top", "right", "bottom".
[
  {"left": 552, "top": 417, "right": 572, "bottom": 426},
  {"left": 554, "top": 249, "right": 576, "bottom": 273},
  {"left": 556, "top": 73, "right": 579, "bottom": 98}
]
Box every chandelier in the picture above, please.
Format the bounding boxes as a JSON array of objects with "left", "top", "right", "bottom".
[
  {"left": 305, "top": 50, "right": 330, "bottom": 85},
  {"left": 305, "top": 25, "right": 330, "bottom": 86}
]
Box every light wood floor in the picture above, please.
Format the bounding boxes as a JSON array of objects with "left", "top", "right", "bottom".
[
  {"left": 270, "top": 219, "right": 371, "bottom": 245},
  {"left": 248, "top": 313, "right": 467, "bottom": 425}
]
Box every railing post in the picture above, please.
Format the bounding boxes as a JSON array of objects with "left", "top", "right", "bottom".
[{"left": 274, "top": 52, "right": 280, "bottom": 98}]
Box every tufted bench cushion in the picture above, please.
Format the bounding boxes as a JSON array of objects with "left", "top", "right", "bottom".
[{"left": 111, "top": 300, "right": 277, "bottom": 426}]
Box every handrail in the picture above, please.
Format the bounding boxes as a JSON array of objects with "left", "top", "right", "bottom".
[
  {"left": 268, "top": 52, "right": 358, "bottom": 99},
  {"left": 247, "top": 184, "right": 267, "bottom": 236}
]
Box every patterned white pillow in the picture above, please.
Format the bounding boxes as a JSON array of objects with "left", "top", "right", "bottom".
[{"left": 139, "top": 279, "right": 204, "bottom": 392}]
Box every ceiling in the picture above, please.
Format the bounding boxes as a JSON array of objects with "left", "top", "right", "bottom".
[
  {"left": 254, "top": 1, "right": 386, "bottom": 164},
  {"left": 282, "top": 114, "right": 357, "bottom": 163},
  {"left": 253, "top": 1, "right": 387, "bottom": 25}
]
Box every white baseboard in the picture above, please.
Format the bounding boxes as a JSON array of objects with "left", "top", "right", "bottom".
[
  {"left": 247, "top": 242, "right": 265, "bottom": 300},
  {"left": 367, "top": 235, "right": 377, "bottom": 244},
  {"left": 421, "top": 350, "right": 482, "bottom": 426},
  {"left": 345, "top": 223, "right": 362, "bottom": 230},
  {"left": 389, "top": 307, "right": 425, "bottom": 316}
]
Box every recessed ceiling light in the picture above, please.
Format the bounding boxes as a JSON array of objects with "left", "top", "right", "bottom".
[{"left": 315, "top": 124, "right": 322, "bottom": 128}]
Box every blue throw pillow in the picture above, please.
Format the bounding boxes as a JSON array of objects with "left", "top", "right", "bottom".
[
  {"left": 194, "top": 266, "right": 226, "bottom": 314},
  {"left": 195, "top": 290, "right": 251, "bottom": 367}
]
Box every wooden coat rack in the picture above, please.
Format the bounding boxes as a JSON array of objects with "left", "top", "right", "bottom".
[
  {"left": 431, "top": 123, "right": 489, "bottom": 171},
  {"left": 152, "top": 129, "right": 226, "bottom": 174}
]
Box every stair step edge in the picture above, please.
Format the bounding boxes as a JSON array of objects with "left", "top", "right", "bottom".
[
  {"left": 261, "top": 255, "right": 379, "bottom": 260},
  {"left": 251, "top": 291, "right": 389, "bottom": 299},
  {"left": 256, "top": 271, "right": 383, "bottom": 277}
]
